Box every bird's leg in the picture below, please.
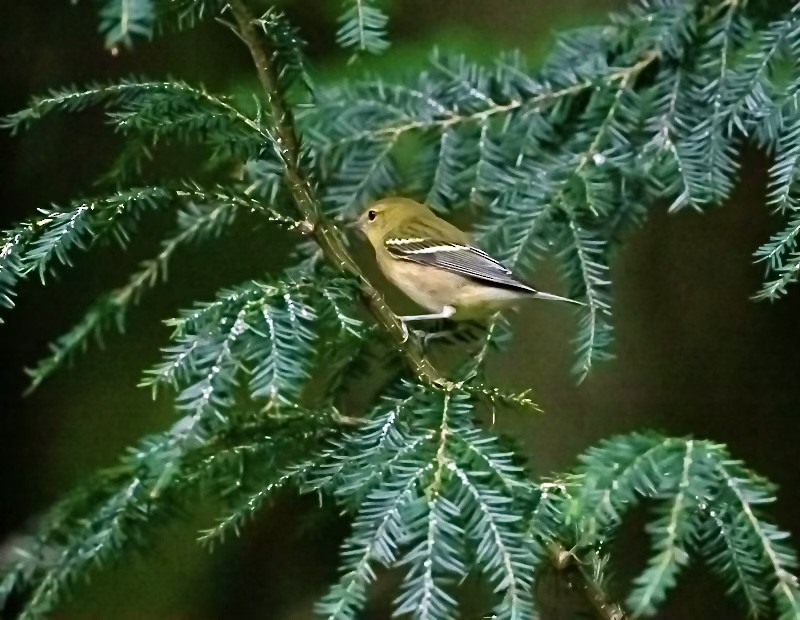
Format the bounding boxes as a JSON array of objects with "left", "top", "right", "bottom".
[
  {"left": 396, "top": 307, "right": 457, "bottom": 351},
  {"left": 398, "top": 305, "right": 456, "bottom": 322},
  {"left": 410, "top": 327, "right": 452, "bottom": 349},
  {"left": 398, "top": 321, "right": 410, "bottom": 343}
]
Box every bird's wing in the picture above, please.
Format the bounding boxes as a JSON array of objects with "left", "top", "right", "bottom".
[{"left": 383, "top": 236, "right": 536, "bottom": 293}]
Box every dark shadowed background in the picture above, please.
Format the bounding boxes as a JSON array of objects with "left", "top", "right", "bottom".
[{"left": 2, "top": 1, "right": 800, "bottom": 618}]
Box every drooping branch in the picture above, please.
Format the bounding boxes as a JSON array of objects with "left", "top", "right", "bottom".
[{"left": 226, "top": 1, "right": 627, "bottom": 617}]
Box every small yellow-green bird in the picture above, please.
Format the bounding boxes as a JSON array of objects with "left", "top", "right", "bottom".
[{"left": 356, "top": 197, "right": 583, "bottom": 322}]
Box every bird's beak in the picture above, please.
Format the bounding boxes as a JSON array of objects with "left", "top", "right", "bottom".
[{"left": 342, "top": 216, "right": 365, "bottom": 237}]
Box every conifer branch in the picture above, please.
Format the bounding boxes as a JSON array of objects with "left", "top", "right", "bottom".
[
  {"left": 714, "top": 460, "right": 800, "bottom": 618},
  {"left": 227, "top": 0, "right": 446, "bottom": 388},
  {"left": 326, "top": 53, "right": 657, "bottom": 150},
  {"left": 226, "top": 1, "right": 625, "bottom": 615},
  {"left": 5, "top": 3, "right": 800, "bottom": 619}
]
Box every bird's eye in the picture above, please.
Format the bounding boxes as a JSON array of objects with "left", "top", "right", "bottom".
[{"left": 367, "top": 210, "right": 377, "bottom": 221}]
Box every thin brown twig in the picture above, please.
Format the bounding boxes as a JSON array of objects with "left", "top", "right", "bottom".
[
  {"left": 549, "top": 542, "right": 628, "bottom": 620},
  {"left": 226, "top": 2, "right": 628, "bottom": 618}
]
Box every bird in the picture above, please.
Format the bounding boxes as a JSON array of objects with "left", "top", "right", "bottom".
[{"left": 355, "top": 197, "right": 583, "bottom": 323}]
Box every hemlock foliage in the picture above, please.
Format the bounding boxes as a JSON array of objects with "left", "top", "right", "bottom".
[{"left": 2, "top": 0, "right": 800, "bottom": 619}]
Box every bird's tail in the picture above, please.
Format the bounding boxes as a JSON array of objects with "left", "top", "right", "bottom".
[{"left": 532, "top": 290, "right": 586, "bottom": 306}]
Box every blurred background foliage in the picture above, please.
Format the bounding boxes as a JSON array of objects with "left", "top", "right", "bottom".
[{"left": 2, "top": 0, "right": 800, "bottom": 618}]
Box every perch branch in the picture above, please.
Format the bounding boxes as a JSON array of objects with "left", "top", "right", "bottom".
[
  {"left": 226, "top": 1, "right": 627, "bottom": 618},
  {"left": 227, "top": 0, "right": 446, "bottom": 387}
]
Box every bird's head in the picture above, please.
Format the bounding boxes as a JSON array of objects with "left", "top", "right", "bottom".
[{"left": 356, "top": 197, "right": 427, "bottom": 246}]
